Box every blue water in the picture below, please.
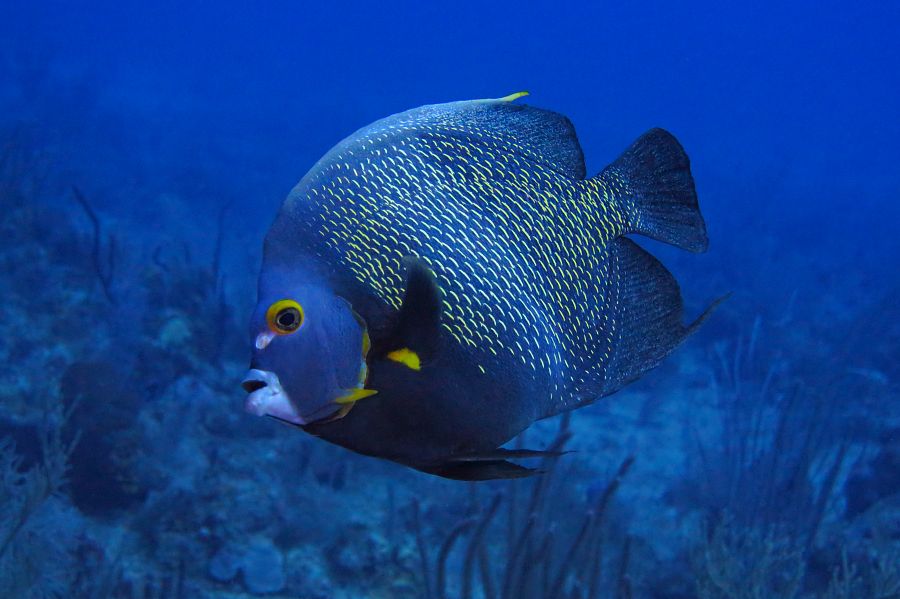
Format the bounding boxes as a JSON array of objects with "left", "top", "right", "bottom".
[{"left": 1, "top": 1, "right": 898, "bottom": 597}]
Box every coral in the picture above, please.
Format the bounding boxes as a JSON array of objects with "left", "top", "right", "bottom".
[
  {"left": 71, "top": 186, "right": 117, "bottom": 304},
  {"left": 819, "top": 496, "right": 900, "bottom": 599},
  {"left": 412, "top": 416, "right": 636, "bottom": 599},
  {"left": 678, "top": 318, "right": 852, "bottom": 541},
  {"left": 0, "top": 413, "right": 81, "bottom": 598},
  {"left": 692, "top": 516, "right": 805, "bottom": 599}
]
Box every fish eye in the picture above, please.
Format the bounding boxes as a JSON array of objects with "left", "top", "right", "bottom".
[{"left": 266, "top": 299, "right": 304, "bottom": 335}]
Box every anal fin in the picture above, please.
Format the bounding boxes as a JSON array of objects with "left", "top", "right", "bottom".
[
  {"left": 421, "top": 447, "right": 566, "bottom": 480},
  {"left": 445, "top": 448, "right": 569, "bottom": 462},
  {"left": 565, "top": 237, "right": 724, "bottom": 412},
  {"left": 603, "top": 237, "right": 722, "bottom": 395},
  {"left": 424, "top": 460, "right": 540, "bottom": 481}
]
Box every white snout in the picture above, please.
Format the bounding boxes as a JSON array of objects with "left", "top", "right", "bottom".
[{"left": 241, "top": 369, "right": 307, "bottom": 425}]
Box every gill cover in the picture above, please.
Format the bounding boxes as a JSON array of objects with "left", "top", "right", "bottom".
[{"left": 245, "top": 282, "right": 372, "bottom": 424}]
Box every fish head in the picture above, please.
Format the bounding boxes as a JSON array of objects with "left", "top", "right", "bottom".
[{"left": 242, "top": 271, "right": 371, "bottom": 426}]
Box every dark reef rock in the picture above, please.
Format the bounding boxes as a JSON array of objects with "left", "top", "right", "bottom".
[{"left": 61, "top": 360, "right": 149, "bottom": 514}]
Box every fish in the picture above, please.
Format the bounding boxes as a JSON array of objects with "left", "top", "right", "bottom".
[{"left": 241, "top": 92, "right": 720, "bottom": 480}]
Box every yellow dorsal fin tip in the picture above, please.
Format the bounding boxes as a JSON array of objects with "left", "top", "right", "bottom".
[{"left": 499, "top": 91, "right": 529, "bottom": 102}]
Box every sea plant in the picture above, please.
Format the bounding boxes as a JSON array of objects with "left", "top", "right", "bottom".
[{"left": 413, "top": 415, "right": 636, "bottom": 599}]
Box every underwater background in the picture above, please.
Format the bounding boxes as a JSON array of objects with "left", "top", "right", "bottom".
[{"left": 1, "top": 1, "right": 898, "bottom": 597}]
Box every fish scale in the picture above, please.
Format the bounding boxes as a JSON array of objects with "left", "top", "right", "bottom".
[{"left": 273, "top": 98, "right": 638, "bottom": 413}]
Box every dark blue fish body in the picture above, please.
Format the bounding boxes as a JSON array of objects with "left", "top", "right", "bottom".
[{"left": 244, "top": 94, "right": 716, "bottom": 479}]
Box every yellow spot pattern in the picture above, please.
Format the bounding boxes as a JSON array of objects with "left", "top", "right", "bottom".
[{"left": 277, "top": 100, "right": 633, "bottom": 412}]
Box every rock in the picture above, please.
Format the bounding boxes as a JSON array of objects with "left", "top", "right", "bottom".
[
  {"left": 208, "top": 537, "right": 285, "bottom": 595},
  {"left": 332, "top": 541, "right": 366, "bottom": 574},
  {"left": 158, "top": 312, "right": 192, "bottom": 348},
  {"left": 242, "top": 537, "right": 286, "bottom": 595},
  {"left": 285, "top": 545, "right": 333, "bottom": 599},
  {"left": 208, "top": 543, "right": 241, "bottom": 582}
]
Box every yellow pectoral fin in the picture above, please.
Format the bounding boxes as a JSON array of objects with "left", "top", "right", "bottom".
[
  {"left": 321, "top": 403, "right": 355, "bottom": 423},
  {"left": 362, "top": 329, "right": 371, "bottom": 357},
  {"left": 387, "top": 347, "right": 421, "bottom": 371},
  {"left": 335, "top": 388, "right": 379, "bottom": 405}
]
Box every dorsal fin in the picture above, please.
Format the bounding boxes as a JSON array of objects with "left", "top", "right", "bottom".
[{"left": 369, "top": 93, "right": 587, "bottom": 180}]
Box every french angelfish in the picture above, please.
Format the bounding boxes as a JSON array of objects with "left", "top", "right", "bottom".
[{"left": 242, "top": 93, "right": 719, "bottom": 480}]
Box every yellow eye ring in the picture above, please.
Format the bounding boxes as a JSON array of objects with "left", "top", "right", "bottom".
[{"left": 266, "top": 299, "right": 304, "bottom": 335}]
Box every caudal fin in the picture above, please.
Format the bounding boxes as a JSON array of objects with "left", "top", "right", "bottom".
[{"left": 597, "top": 128, "right": 708, "bottom": 253}]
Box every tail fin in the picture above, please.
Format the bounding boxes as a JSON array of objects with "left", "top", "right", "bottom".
[
  {"left": 597, "top": 128, "right": 708, "bottom": 253},
  {"left": 596, "top": 237, "right": 723, "bottom": 397}
]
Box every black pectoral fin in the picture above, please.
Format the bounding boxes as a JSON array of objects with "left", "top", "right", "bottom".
[
  {"left": 379, "top": 257, "right": 444, "bottom": 365},
  {"left": 398, "top": 257, "right": 443, "bottom": 347},
  {"left": 425, "top": 460, "right": 541, "bottom": 481}
]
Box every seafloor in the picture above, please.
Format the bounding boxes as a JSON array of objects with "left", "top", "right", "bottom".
[{"left": 1, "top": 81, "right": 898, "bottom": 599}]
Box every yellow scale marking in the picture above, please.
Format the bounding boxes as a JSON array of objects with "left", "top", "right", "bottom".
[{"left": 284, "top": 98, "right": 631, "bottom": 410}]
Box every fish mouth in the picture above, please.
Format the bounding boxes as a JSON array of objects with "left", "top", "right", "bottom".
[
  {"left": 241, "top": 369, "right": 308, "bottom": 425},
  {"left": 241, "top": 369, "right": 344, "bottom": 425},
  {"left": 241, "top": 379, "right": 267, "bottom": 394}
]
